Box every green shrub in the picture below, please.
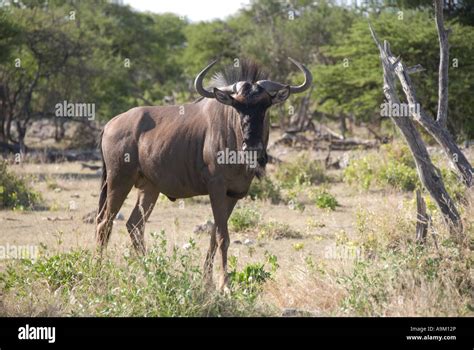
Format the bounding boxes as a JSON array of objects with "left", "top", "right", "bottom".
[
  {"left": 344, "top": 143, "right": 418, "bottom": 192},
  {"left": 228, "top": 254, "right": 277, "bottom": 301},
  {"left": 292, "top": 242, "right": 304, "bottom": 251},
  {"left": 258, "top": 221, "right": 303, "bottom": 240},
  {"left": 229, "top": 207, "right": 261, "bottom": 232},
  {"left": 378, "top": 161, "right": 418, "bottom": 191},
  {"left": 275, "top": 154, "right": 326, "bottom": 189},
  {"left": 248, "top": 176, "right": 282, "bottom": 204},
  {"left": 313, "top": 190, "right": 339, "bottom": 210},
  {"left": 343, "top": 154, "right": 376, "bottom": 190},
  {"left": 382, "top": 143, "right": 415, "bottom": 168},
  {"left": 344, "top": 143, "right": 466, "bottom": 197},
  {"left": 0, "top": 161, "right": 42, "bottom": 210}
]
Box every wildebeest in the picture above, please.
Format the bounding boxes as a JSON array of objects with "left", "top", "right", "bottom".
[{"left": 96, "top": 57, "right": 312, "bottom": 291}]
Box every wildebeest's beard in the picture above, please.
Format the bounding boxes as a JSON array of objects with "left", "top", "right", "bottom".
[
  {"left": 243, "top": 148, "right": 267, "bottom": 179},
  {"left": 239, "top": 111, "right": 267, "bottom": 178},
  {"left": 252, "top": 153, "right": 267, "bottom": 179}
]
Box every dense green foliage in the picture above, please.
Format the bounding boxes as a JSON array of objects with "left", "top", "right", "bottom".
[
  {"left": 0, "top": 0, "right": 472, "bottom": 148},
  {"left": 274, "top": 153, "right": 327, "bottom": 188},
  {"left": 315, "top": 10, "right": 474, "bottom": 137},
  {"left": 0, "top": 161, "right": 41, "bottom": 209}
]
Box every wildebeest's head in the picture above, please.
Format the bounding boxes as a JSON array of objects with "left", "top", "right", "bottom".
[{"left": 195, "top": 58, "right": 312, "bottom": 165}]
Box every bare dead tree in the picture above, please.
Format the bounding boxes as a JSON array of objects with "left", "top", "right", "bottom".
[
  {"left": 376, "top": 2, "right": 473, "bottom": 188},
  {"left": 368, "top": 1, "right": 472, "bottom": 239}
]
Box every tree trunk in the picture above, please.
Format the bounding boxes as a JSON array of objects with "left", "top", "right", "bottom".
[{"left": 415, "top": 189, "right": 428, "bottom": 245}]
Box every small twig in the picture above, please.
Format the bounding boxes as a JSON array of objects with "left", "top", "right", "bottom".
[{"left": 406, "top": 64, "right": 425, "bottom": 74}]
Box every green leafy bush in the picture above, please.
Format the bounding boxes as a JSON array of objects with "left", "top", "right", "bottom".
[
  {"left": 338, "top": 207, "right": 472, "bottom": 316},
  {"left": 313, "top": 190, "right": 339, "bottom": 210},
  {"left": 343, "top": 154, "right": 376, "bottom": 190},
  {"left": 344, "top": 143, "right": 466, "bottom": 201},
  {"left": 344, "top": 144, "right": 418, "bottom": 192},
  {"left": 378, "top": 161, "right": 418, "bottom": 191},
  {"left": 229, "top": 207, "right": 261, "bottom": 232},
  {"left": 339, "top": 245, "right": 471, "bottom": 316},
  {"left": 0, "top": 161, "right": 42, "bottom": 210},
  {"left": 228, "top": 254, "right": 277, "bottom": 301},
  {"left": 248, "top": 177, "right": 282, "bottom": 204},
  {"left": 275, "top": 154, "right": 326, "bottom": 189},
  {"left": 284, "top": 187, "right": 306, "bottom": 212},
  {"left": 440, "top": 168, "right": 466, "bottom": 202},
  {"left": 258, "top": 221, "right": 303, "bottom": 240}
]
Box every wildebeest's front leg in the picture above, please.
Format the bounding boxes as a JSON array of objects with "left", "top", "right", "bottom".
[
  {"left": 207, "top": 184, "right": 238, "bottom": 292},
  {"left": 203, "top": 197, "right": 238, "bottom": 289}
]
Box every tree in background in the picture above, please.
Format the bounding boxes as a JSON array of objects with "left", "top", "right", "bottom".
[
  {"left": 0, "top": 0, "right": 472, "bottom": 152},
  {"left": 0, "top": 0, "right": 186, "bottom": 151},
  {"left": 314, "top": 9, "right": 474, "bottom": 140}
]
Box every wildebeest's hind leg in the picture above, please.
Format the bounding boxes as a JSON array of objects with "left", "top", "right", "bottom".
[
  {"left": 126, "top": 182, "right": 159, "bottom": 255},
  {"left": 96, "top": 176, "right": 135, "bottom": 254},
  {"left": 206, "top": 191, "right": 238, "bottom": 292}
]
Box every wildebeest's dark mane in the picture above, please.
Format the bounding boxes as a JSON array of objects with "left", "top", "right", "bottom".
[{"left": 210, "top": 59, "right": 269, "bottom": 88}]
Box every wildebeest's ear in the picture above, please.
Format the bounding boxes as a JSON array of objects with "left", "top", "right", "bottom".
[
  {"left": 271, "top": 86, "right": 290, "bottom": 105},
  {"left": 213, "top": 88, "right": 234, "bottom": 106}
]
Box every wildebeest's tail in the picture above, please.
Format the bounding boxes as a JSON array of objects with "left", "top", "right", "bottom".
[{"left": 96, "top": 129, "right": 107, "bottom": 225}]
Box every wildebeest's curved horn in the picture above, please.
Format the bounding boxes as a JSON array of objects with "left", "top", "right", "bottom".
[
  {"left": 195, "top": 60, "right": 237, "bottom": 98},
  {"left": 257, "top": 57, "right": 312, "bottom": 95},
  {"left": 194, "top": 59, "right": 219, "bottom": 99},
  {"left": 256, "top": 80, "right": 287, "bottom": 96},
  {"left": 220, "top": 84, "right": 237, "bottom": 94},
  {"left": 287, "top": 57, "right": 312, "bottom": 94}
]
